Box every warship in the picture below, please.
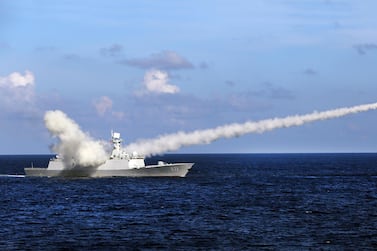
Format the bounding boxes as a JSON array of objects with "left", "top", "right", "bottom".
[{"left": 24, "top": 132, "right": 194, "bottom": 178}]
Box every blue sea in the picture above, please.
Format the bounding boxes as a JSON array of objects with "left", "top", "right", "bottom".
[{"left": 1, "top": 153, "right": 377, "bottom": 250}]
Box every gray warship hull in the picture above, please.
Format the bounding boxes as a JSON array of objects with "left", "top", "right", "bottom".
[{"left": 24, "top": 163, "right": 193, "bottom": 178}]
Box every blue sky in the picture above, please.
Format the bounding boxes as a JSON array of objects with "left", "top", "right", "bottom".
[{"left": 1, "top": 0, "right": 377, "bottom": 154}]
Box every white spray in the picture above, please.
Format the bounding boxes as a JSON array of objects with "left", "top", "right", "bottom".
[
  {"left": 124, "top": 102, "right": 377, "bottom": 156},
  {"left": 44, "top": 110, "right": 108, "bottom": 168}
]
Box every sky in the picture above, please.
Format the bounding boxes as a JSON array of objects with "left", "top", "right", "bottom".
[{"left": 1, "top": 0, "right": 377, "bottom": 154}]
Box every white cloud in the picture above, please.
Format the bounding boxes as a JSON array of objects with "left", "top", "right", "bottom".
[
  {"left": 0, "top": 70, "right": 36, "bottom": 110},
  {"left": 93, "top": 96, "right": 113, "bottom": 116},
  {"left": 0, "top": 70, "right": 35, "bottom": 88},
  {"left": 93, "top": 96, "right": 125, "bottom": 119},
  {"left": 142, "top": 69, "right": 180, "bottom": 94}
]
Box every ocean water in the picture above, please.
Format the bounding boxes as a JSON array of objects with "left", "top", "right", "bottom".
[{"left": 1, "top": 153, "right": 377, "bottom": 250}]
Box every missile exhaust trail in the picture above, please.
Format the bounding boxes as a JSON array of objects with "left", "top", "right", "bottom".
[{"left": 124, "top": 102, "right": 377, "bottom": 156}]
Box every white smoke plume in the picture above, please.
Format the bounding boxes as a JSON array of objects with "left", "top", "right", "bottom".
[
  {"left": 125, "top": 102, "right": 377, "bottom": 156},
  {"left": 44, "top": 110, "right": 108, "bottom": 168}
]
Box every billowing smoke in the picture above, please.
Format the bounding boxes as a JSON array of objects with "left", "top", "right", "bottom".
[
  {"left": 44, "top": 110, "right": 108, "bottom": 168},
  {"left": 125, "top": 102, "right": 377, "bottom": 156}
]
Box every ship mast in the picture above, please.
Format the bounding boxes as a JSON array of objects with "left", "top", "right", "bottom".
[{"left": 110, "top": 131, "right": 124, "bottom": 159}]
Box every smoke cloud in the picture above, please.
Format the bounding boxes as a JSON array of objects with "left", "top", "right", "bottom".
[
  {"left": 44, "top": 110, "right": 108, "bottom": 168},
  {"left": 125, "top": 102, "right": 377, "bottom": 156},
  {"left": 43, "top": 102, "right": 377, "bottom": 164}
]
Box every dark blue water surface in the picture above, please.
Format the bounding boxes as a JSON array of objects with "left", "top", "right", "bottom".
[{"left": 1, "top": 153, "right": 377, "bottom": 250}]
